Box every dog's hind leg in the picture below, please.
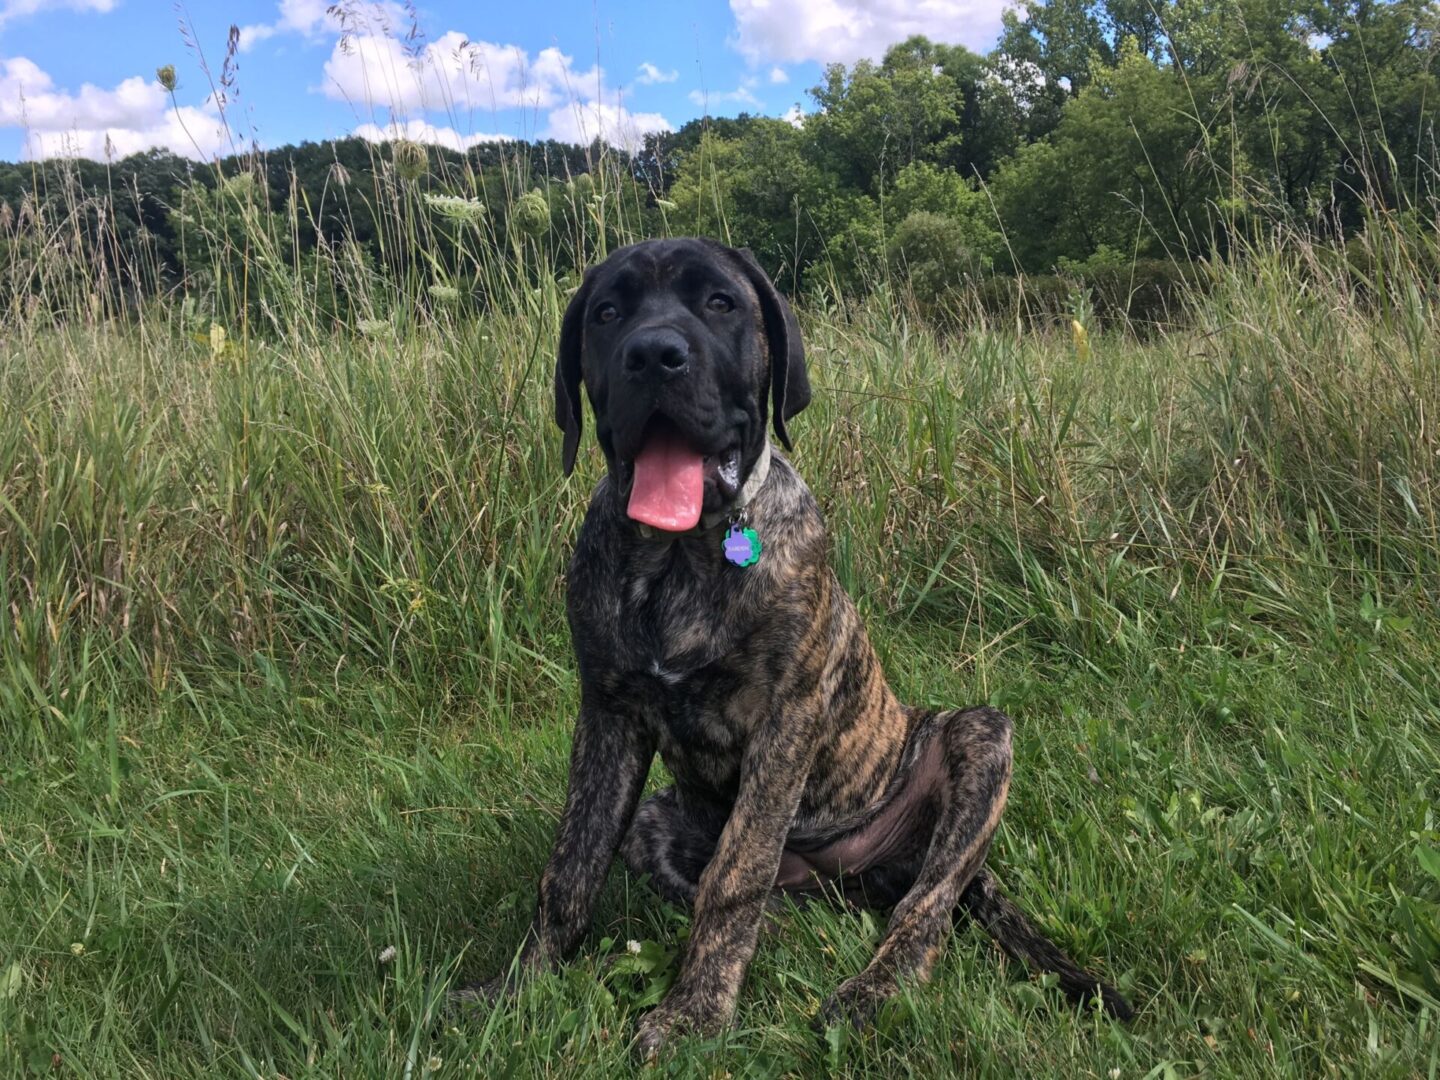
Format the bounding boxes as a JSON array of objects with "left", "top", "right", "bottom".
[
  {"left": 620, "top": 788, "right": 722, "bottom": 907},
  {"left": 817, "top": 705, "right": 1014, "bottom": 1029},
  {"left": 817, "top": 706, "right": 1132, "bottom": 1028}
]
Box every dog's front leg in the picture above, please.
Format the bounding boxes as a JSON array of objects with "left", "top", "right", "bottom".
[
  {"left": 463, "top": 701, "right": 653, "bottom": 999},
  {"left": 635, "top": 708, "right": 817, "bottom": 1056}
]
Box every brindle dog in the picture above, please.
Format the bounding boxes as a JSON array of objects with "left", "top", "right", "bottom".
[{"left": 458, "top": 237, "right": 1132, "bottom": 1055}]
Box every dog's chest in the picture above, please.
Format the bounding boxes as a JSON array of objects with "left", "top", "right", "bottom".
[
  {"left": 571, "top": 540, "right": 774, "bottom": 784},
  {"left": 575, "top": 538, "right": 743, "bottom": 673}
]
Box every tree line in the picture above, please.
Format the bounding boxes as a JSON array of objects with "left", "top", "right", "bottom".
[{"left": 1, "top": 0, "right": 1435, "bottom": 327}]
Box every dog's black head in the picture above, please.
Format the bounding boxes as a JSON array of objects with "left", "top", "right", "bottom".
[{"left": 554, "top": 237, "right": 810, "bottom": 532}]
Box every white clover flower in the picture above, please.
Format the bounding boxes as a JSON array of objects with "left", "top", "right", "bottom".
[{"left": 626, "top": 939, "right": 642, "bottom": 955}]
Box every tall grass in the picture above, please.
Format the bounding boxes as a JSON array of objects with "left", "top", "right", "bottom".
[{"left": 3, "top": 162, "right": 1435, "bottom": 722}]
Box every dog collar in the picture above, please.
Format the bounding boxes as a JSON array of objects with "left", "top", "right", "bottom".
[{"left": 633, "top": 442, "right": 772, "bottom": 541}]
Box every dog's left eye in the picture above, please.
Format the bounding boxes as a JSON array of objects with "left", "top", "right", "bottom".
[{"left": 706, "top": 293, "right": 734, "bottom": 313}]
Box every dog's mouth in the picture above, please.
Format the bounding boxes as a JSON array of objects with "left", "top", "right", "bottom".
[{"left": 623, "top": 416, "right": 742, "bottom": 532}]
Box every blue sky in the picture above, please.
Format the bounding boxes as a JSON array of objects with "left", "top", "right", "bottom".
[{"left": 0, "top": 0, "right": 1010, "bottom": 161}]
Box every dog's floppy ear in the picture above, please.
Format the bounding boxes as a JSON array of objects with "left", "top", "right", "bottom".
[
  {"left": 554, "top": 271, "right": 593, "bottom": 475},
  {"left": 722, "top": 245, "right": 811, "bottom": 450}
]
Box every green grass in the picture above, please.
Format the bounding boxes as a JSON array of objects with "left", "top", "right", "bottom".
[{"left": 3, "top": 168, "right": 1440, "bottom": 1076}]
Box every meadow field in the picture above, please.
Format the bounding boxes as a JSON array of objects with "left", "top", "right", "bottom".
[{"left": 2, "top": 147, "right": 1439, "bottom": 1078}]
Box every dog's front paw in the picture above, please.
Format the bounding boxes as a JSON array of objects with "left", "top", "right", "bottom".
[
  {"left": 633, "top": 997, "right": 728, "bottom": 1060},
  {"left": 814, "top": 971, "right": 898, "bottom": 1033}
]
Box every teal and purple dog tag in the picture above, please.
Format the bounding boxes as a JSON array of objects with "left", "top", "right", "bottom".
[{"left": 723, "top": 526, "right": 762, "bottom": 568}]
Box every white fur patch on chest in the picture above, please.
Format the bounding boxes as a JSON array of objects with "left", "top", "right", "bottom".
[{"left": 647, "top": 658, "right": 685, "bottom": 686}]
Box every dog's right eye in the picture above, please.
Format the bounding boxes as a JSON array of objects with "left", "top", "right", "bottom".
[{"left": 594, "top": 303, "right": 618, "bottom": 325}]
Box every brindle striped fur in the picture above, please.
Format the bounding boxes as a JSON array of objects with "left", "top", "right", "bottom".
[{"left": 454, "top": 239, "right": 1132, "bottom": 1055}]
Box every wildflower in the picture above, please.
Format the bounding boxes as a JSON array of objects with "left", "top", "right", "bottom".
[
  {"left": 378, "top": 945, "right": 396, "bottom": 964},
  {"left": 70, "top": 942, "right": 85, "bottom": 956},
  {"left": 209, "top": 322, "right": 227, "bottom": 358},
  {"left": 156, "top": 65, "right": 177, "bottom": 92},
  {"left": 425, "top": 1055, "right": 443, "bottom": 1072},
  {"left": 428, "top": 284, "right": 460, "bottom": 305},
  {"left": 393, "top": 140, "right": 428, "bottom": 182},
  {"left": 222, "top": 172, "right": 256, "bottom": 199},
  {"left": 356, "top": 318, "right": 388, "bottom": 337},
  {"left": 1109, "top": 1070, "right": 1121, "bottom": 1079},
  {"left": 626, "top": 939, "right": 642, "bottom": 955},
  {"left": 1071, "top": 319, "right": 1090, "bottom": 363},
  {"left": 511, "top": 189, "right": 550, "bottom": 239},
  {"left": 423, "top": 193, "right": 486, "bottom": 223}
]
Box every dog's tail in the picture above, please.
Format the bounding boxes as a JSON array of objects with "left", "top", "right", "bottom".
[{"left": 959, "top": 868, "right": 1134, "bottom": 1021}]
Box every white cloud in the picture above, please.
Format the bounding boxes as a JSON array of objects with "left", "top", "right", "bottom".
[
  {"left": 729, "top": 0, "right": 1009, "bottom": 66},
  {"left": 768, "top": 66, "right": 788, "bottom": 84},
  {"left": 239, "top": 0, "right": 407, "bottom": 53},
  {"left": 353, "top": 118, "right": 512, "bottom": 151},
  {"left": 781, "top": 103, "right": 805, "bottom": 127},
  {"left": 322, "top": 30, "right": 603, "bottom": 115},
  {"left": 0, "top": 0, "right": 114, "bottom": 26},
  {"left": 236, "top": 24, "right": 281, "bottom": 51},
  {"left": 0, "top": 56, "right": 230, "bottom": 160},
  {"left": 688, "top": 84, "right": 763, "bottom": 109},
  {"left": 322, "top": 28, "right": 668, "bottom": 151},
  {"left": 636, "top": 62, "right": 678, "bottom": 85},
  {"left": 543, "top": 99, "right": 670, "bottom": 153},
  {"left": 688, "top": 74, "right": 764, "bottom": 111}
]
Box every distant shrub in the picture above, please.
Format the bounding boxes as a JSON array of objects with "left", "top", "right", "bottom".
[
  {"left": 972, "top": 259, "right": 1202, "bottom": 332},
  {"left": 886, "top": 210, "right": 989, "bottom": 314},
  {"left": 1084, "top": 258, "right": 1202, "bottom": 329}
]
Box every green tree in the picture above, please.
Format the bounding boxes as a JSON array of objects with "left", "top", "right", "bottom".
[
  {"left": 993, "top": 41, "right": 1226, "bottom": 268},
  {"left": 806, "top": 54, "right": 962, "bottom": 194}
]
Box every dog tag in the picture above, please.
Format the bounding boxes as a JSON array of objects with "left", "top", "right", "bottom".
[{"left": 723, "top": 526, "right": 762, "bottom": 568}]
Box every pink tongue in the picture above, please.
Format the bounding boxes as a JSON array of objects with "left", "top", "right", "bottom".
[{"left": 627, "top": 429, "right": 705, "bottom": 532}]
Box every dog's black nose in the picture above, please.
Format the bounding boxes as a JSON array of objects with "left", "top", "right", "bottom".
[{"left": 623, "top": 328, "right": 690, "bottom": 379}]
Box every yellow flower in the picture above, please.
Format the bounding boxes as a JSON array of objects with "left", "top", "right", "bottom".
[
  {"left": 1071, "top": 319, "right": 1090, "bottom": 363},
  {"left": 209, "top": 322, "right": 227, "bottom": 358}
]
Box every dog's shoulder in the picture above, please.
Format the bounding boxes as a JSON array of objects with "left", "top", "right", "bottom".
[
  {"left": 745, "top": 452, "right": 829, "bottom": 575},
  {"left": 569, "top": 474, "right": 625, "bottom": 571}
]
